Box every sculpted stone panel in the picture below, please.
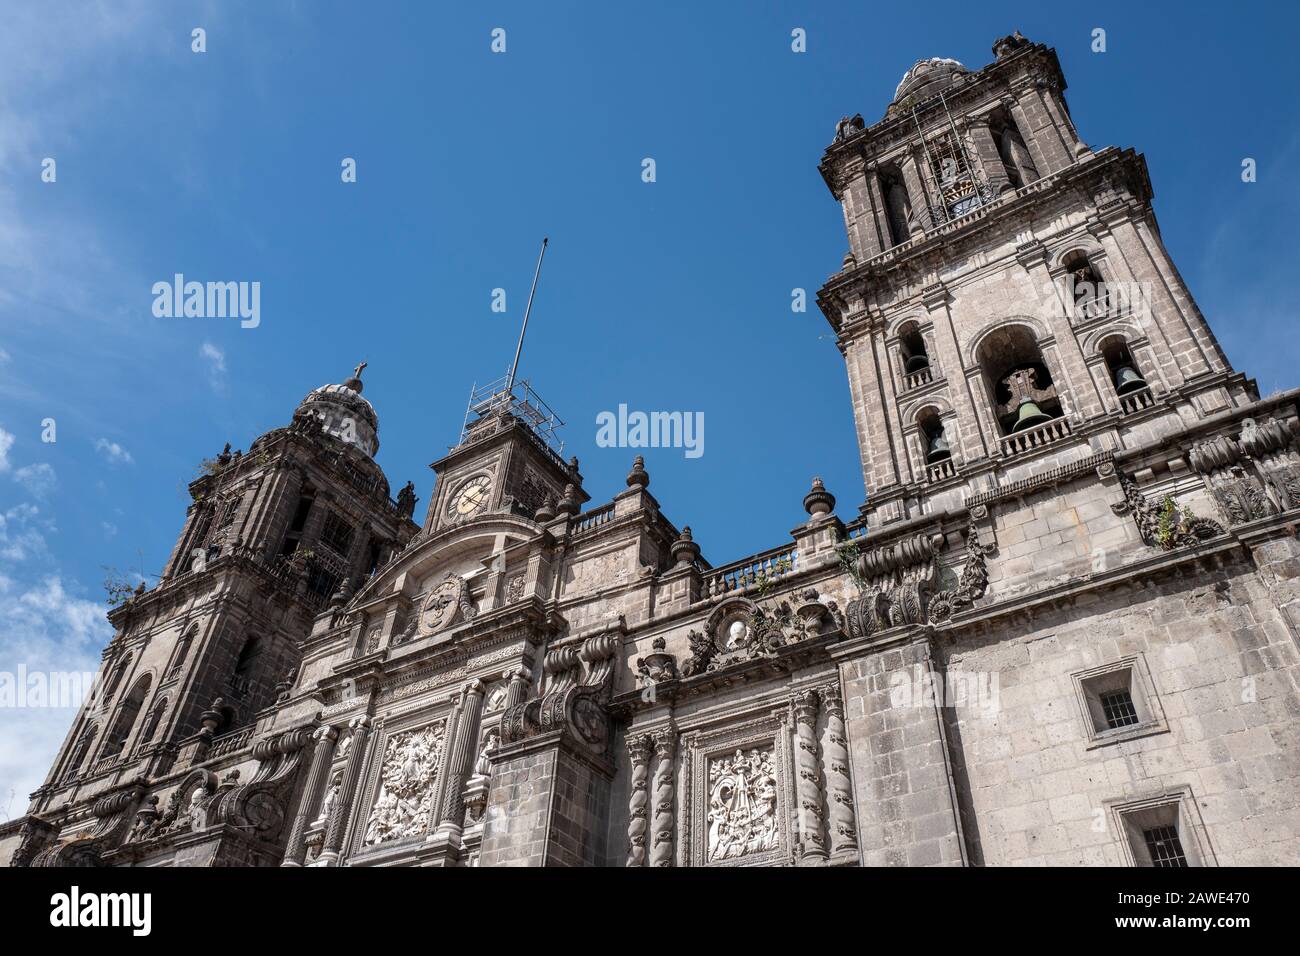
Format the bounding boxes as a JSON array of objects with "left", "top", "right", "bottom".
[
  {"left": 678, "top": 710, "right": 794, "bottom": 867},
  {"left": 706, "top": 747, "right": 779, "bottom": 861},
  {"left": 363, "top": 723, "right": 445, "bottom": 845}
]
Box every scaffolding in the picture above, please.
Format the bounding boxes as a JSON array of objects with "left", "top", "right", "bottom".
[{"left": 458, "top": 373, "right": 566, "bottom": 455}]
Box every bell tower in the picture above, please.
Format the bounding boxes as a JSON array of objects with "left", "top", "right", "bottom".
[
  {"left": 817, "top": 32, "right": 1253, "bottom": 525},
  {"left": 17, "top": 366, "right": 418, "bottom": 865}
]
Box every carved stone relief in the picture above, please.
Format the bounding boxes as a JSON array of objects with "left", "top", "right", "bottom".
[
  {"left": 706, "top": 747, "right": 780, "bottom": 861},
  {"left": 418, "top": 572, "right": 477, "bottom": 637},
  {"left": 363, "top": 723, "right": 445, "bottom": 845}
]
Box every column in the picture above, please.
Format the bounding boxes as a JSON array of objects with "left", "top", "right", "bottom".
[
  {"left": 794, "top": 689, "right": 828, "bottom": 862},
  {"left": 899, "top": 152, "right": 932, "bottom": 235},
  {"left": 625, "top": 734, "right": 652, "bottom": 867},
  {"left": 819, "top": 684, "right": 859, "bottom": 860},
  {"left": 503, "top": 666, "right": 530, "bottom": 711},
  {"left": 967, "top": 118, "right": 1012, "bottom": 196},
  {"left": 438, "top": 679, "right": 487, "bottom": 830},
  {"left": 281, "top": 724, "right": 338, "bottom": 866},
  {"left": 316, "top": 715, "right": 370, "bottom": 866},
  {"left": 649, "top": 730, "right": 676, "bottom": 868}
]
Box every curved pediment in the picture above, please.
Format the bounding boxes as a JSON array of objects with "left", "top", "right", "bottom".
[{"left": 350, "top": 513, "right": 541, "bottom": 607}]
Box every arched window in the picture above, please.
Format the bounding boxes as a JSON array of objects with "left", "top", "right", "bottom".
[
  {"left": 102, "top": 674, "right": 152, "bottom": 758},
  {"left": 137, "top": 696, "right": 168, "bottom": 748},
  {"left": 97, "top": 655, "right": 131, "bottom": 710},
  {"left": 1063, "top": 251, "right": 1106, "bottom": 318},
  {"left": 230, "top": 636, "right": 260, "bottom": 697},
  {"left": 166, "top": 626, "right": 196, "bottom": 682},
  {"left": 917, "top": 407, "right": 955, "bottom": 480},
  {"left": 879, "top": 165, "right": 912, "bottom": 248},
  {"left": 899, "top": 321, "right": 932, "bottom": 386},
  {"left": 991, "top": 110, "right": 1039, "bottom": 188},
  {"left": 62, "top": 722, "right": 98, "bottom": 781},
  {"left": 1099, "top": 335, "right": 1152, "bottom": 410},
  {"left": 977, "top": 325, "right": 1064, "bottom": 436}
]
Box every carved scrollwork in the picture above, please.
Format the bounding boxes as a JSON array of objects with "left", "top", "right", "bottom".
[{"left": 1115, "top": 472, "right": 1225, "bottom": 548}]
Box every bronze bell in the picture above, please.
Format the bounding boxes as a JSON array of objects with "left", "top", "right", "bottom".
[
  {"left": 925, "top": 429, "right": 951, "bottom": 464},
  {"left": 1011, "top": 398, "right": 1053, "bottom": 432},
  {"left": 905, "top": 353, "right": 930, "bottom": 374},
  {"left": 1114, "top": 364, "right": 1148, "bottom": 395}
]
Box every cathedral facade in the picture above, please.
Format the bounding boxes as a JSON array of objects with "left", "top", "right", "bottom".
[{"left": 5, "top": 33, "right": 1300, "bottom": 868}]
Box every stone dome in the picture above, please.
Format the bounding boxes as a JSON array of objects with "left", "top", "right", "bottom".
[
  {"left": 294, "top": 365, "right": 380, "bottom": 457},
  {"left": 892, "top": 57, "right": 969, "bottom": 105}
]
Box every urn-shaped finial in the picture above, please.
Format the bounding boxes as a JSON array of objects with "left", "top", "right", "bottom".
[
  {"left": 803, "top": 476, "right": 836, "bottom": 521},
  {"left": 670, "top": 525, "right": 701, "bottom": 568},
  {"left": 627, "top": 455, "right": 649, "bottom": 488}
]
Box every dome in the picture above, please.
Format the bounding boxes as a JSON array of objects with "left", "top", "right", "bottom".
[
  {"left": 294, "top": 363, "right": 380, "bottom": 457},
  {"left": 892, "top": 57, "right": 969, "bottom": 105}
]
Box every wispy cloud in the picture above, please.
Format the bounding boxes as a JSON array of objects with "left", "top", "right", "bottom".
[
  {"left": 93, "top": 438, "right": 134, "bottom": 466},
  {"left": 200, "top": 341, "right": 227, "bottom": 392},
  {"left": 12, "top": 463, "right": 57, "bottom": 501},
  {"left": 0, "top": 427, "right": 13, "bottom": 473}
]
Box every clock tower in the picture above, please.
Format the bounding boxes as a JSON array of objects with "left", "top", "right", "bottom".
[{"left": 425, "top": 378, "right": 588, "bottom": 532}]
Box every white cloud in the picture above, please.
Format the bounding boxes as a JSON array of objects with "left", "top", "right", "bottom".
[
  {"left": 0, "top": 503, "right": 50, "bottom": 562},
  {"left": 93, "top": 437, "right": 133, "bottom": 466},
  {"left": 0, "top": 575, "right": 111, "bottom": 812},
  {"left": 100, "top": 521, "right": 117, "bottom": 539},
  {"left": 0, "top": 426, "right": 13, "bottom": 472},
  {"left": 12, "top": 463, "right": 56, "bottom": 500},
  {"left": 200, "top": 341, "right": 227, "bottom": 392}
]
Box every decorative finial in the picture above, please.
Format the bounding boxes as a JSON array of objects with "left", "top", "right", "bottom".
[
  {"left": 535, "top": 495, "right": 557, "bottom": 523},
  {"left": 344, "top": 360, "right": 367, "bottom": 393},
  {"left": 626, "top": 455, "right": 649, "bottom": 489},
  {"left": 803, "top": 476, "right": 836, "bottom": 522},
  {"left": 557, "top": 483, "right": 580, "bottom": 517},
  {"left": 670, "top": 525, "right": 701, "bottom": 569}
]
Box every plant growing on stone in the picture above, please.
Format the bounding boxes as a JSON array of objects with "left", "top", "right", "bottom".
[
  {"left": 102, "top": 568, "right": 138, "bottom": 608},
  {"left": 1156, "top": 496, "right": 1200, "bottom": 551}
]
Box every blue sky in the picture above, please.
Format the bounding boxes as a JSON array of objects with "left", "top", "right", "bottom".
[{"left": 1, "top": 0, "right": 1298, "bottom": 811}]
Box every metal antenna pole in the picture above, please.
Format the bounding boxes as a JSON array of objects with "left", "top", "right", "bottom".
[{"left": 504, "top": 237, "right": 548, "bottom": 401}]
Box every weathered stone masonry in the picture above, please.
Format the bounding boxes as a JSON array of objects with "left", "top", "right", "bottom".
[{"left": 4, "top": 33, "right": 1299, "bottom": 868}]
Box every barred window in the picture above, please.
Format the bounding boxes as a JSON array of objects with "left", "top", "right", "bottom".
[{"left": 320, "top": 510, "right": 355, "bottom": 557}]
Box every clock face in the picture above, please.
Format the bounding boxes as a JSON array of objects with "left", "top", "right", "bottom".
[{"left": 448, "top": 474, "right": 491, "bottom": 518}]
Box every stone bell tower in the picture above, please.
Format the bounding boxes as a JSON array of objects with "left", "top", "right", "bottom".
[
  {"left": 12, "top": 366, "right": 418, "bottom": 867},
  {"left": 817, "top": 32, "right": 1252, "bottom": 526}
]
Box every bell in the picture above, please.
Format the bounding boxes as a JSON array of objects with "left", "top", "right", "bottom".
[
  {"left": 1113, "top": 364, "right": 1148, "bottom": 395},
  {"left": 905, "top": 353, "right": 930, "bottom": 374},
  {"left": 925, "top": 430, "right": 951, "bottom": 464},
  {"left": 1011, "top": 399, "right": 1054, "bottom": 432}
]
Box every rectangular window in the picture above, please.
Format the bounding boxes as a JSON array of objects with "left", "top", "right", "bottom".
[
  {"left": 1142, "top": 825, "right": 1188, "bottom": 868},
  {"left": 1072, "top": 656, "right": 1167, "bottom": 747},
  {"left": 1107, "top": 790, "right": 1211, "bottom": 867},
  {"left": 1099, "top": 689, "right": 1139, "bottom": 729}
]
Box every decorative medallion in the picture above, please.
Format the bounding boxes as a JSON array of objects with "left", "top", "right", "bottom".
[{"left": 418, "top": 572, "right": 477, "bottom": 636}]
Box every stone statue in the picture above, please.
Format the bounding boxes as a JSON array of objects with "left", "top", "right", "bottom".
[
  {"left": 396, "top": 481, "right": 418, "bottom": 518},
  {"left": 473, "top": 731, "right": 500, "bottom": 777}
]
